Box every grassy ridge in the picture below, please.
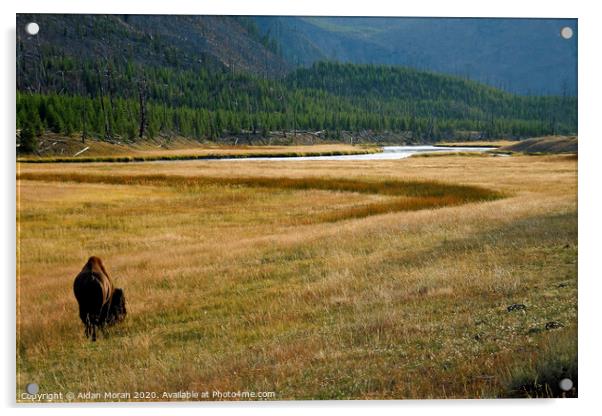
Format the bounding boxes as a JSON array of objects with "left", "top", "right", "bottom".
[{"left": 17, "top": 148, "right": 380, "bottom": 164}]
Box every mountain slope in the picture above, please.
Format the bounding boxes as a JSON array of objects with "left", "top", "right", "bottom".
[
  {"left": 255, "top": 16, "right": 577, "bottom": 95},
  {"left": 17, "top": 14, "right": 578, "bottom": 95},
  {"left": 16, "top": 14, "right": 289, "bottom": 82}
]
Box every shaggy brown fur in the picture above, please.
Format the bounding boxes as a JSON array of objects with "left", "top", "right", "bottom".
[{"left": 73, "top": 256, "right": 126, "bottom": 341}]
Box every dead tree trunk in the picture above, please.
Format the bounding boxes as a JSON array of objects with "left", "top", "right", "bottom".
[
  {"left": 106, "top": 64, "right": 116, "bottom": 129},
  {"left": 82, "top": 98, "right": 88, "bottom": 143},
  {"left": 78, "top": 66, "right": 88, "bottom": 144},
  {"left": 96, "top": 65, "right": 112, "bottom": 140},
  {"left": 138, "top": 77, "right": 148, "bottom": 139}
]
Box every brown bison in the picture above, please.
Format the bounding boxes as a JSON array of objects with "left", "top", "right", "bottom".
[{"left": 73, "top": 256, "right": 127, "bottom": 341}]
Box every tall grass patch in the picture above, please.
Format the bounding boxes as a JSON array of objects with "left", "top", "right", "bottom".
[{"left": 18, "top": 172, "right": 504, "bottom": 223}]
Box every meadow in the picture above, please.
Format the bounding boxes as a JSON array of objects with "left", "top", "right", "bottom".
[{"left": 16, "top": 152, "right": 577, "bottom": 400}]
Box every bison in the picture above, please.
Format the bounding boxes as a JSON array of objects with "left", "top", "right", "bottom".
[{"left": 73, "top": 256, "right": 127, "bottom": 341}]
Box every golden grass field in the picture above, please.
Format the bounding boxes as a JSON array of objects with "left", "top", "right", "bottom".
[{"left": 16, "top": 150, "right": 577, "bottom": 400}]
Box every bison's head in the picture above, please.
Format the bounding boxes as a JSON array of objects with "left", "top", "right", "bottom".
[{"left": 107, "top": 288, "right": 127, "bottom": 324}]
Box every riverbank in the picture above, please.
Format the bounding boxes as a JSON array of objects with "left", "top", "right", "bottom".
[
  {"left": 18, "top": 142, "right": 380, "bottom": 163},
  {"left": 19, "top": 145, "right": 499, "bottom": 164},
  {"left": 435, "top": 140, "right": 518, "bottom": 148}
]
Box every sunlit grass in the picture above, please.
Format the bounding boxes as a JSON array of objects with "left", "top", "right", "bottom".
[
  {"left": 16, "top": 154, "right": 577, "bottom": 401},
  {"left": 17, "top": 172, "right": 503, "bottom": 225},
  {"left": 18, "top": 144, "right": 380, "bottom": 163},
  {"left": 17, "top": 171, "right": 504, "bottom": 198}
]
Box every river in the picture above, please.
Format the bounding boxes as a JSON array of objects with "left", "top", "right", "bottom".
[{"left": 218, "top": 145, "right": 495, "bottom": 162}]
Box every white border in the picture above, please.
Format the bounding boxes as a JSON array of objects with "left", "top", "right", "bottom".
[
  {"left": 7, "top": 0, "right": 584, "bottom": 17},
  {"left": 3, "top": 1, "right": 601, "bottom": 415}
]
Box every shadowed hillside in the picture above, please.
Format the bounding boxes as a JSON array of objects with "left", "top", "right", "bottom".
[
  {"left": 255, "top": 16, "right": 577, "bottom": 95},
  {"left": 16, "top": 14, "right": 289, "bottom": 84}
]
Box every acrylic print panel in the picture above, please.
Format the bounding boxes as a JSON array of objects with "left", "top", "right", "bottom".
[{"left": 16, "top": 14, "right": 577, "bottom": 402}]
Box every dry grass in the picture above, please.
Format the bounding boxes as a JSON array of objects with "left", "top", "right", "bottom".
[
  {"left": 17, "top": 171, "right": 502, "bottom": 225},
  {"left": 502, "top": 325, "right": 577, "bottom": 398},
  {"left": 435, "top": 140, "right": 518, "bottom": 148},
  {"left": 411, "top": 151, "right": 496, "bottom": 158},
  {"left": 16, "top": 153, "right": 577, "bottom": 401},
  {"left": 19, "top": 141, "right": 379, "bottom": 163},
  {"left": 499, "top": 136, "right": 578, "bottom": 154}
]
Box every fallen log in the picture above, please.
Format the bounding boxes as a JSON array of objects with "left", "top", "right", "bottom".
[{"left": 73, "top": 146, "right": 90, "bottom": 157}]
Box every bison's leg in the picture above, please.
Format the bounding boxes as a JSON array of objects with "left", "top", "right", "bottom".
[
  {"left": 83, "top": 313, "right": 92, "bottom": 339},
  {"left": 100, "top": 301, "right": 111, "bottom": 326}
]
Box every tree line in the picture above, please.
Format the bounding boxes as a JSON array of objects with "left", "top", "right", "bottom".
[{"left": 16, "top": 57, "right": 577, "bottom": 152}]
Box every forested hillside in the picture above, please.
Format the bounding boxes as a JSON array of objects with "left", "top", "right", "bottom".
[
  {"left": 16, "top": 14, "right": 287, "bottom": 79},
  {"left": 16, "top": 14, "right": 577, "bottom": 151},
  {"left": 254, "top": 16, "right": 578, "bottom": 95}
]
